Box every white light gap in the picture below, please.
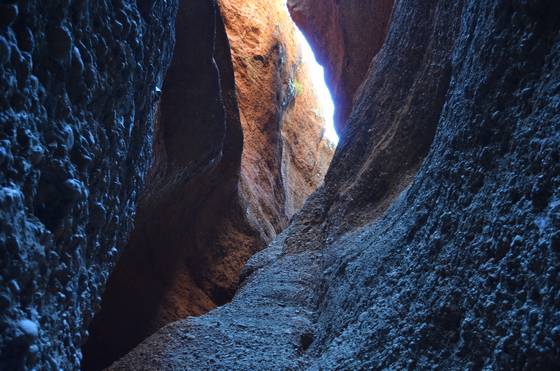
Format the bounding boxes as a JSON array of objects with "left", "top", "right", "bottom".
[{"left": 294, "top": 28, "right": 339, "bottom": 145}]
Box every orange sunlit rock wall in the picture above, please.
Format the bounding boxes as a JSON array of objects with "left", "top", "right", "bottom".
[{"left": 219, "top": 0, "right": 334, "bottom": 228}]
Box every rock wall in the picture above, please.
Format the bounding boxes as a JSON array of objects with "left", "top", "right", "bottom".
[
  {"left": 287, "top": 0, "right": 394, "bottom": 133},
  {"left": 80, "top": 2, "right": 243, "bottom": 369},
  {"left": 81, "top": 0, "right": 333, "bottom": 369},
  {"left": 220, "top": 0, "right": 334, "bottom": 230},
  {"left": 111, "top": 0, "right": 560, "bottom": 369},
  {"left": 0, "top": 1, "right": 178, "bottom": 370}
]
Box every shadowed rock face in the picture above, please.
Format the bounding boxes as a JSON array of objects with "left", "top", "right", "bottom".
[
  {"left": 81, "top": 0, "right": 333, "bottom": 369},
  {"left": 80, "top": 2, "right": 234, "bottom": 370},
  {"left": 111, "top": 0, "right": 560, "bottom": 369},
  {"left": 0, "top": 1, "right": 178, "bottom": 370},
  {"left": 287, "top": 0, "right": 395, "bottom": 133}
]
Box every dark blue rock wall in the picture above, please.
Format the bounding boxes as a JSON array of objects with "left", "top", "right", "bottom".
[{"left": 0, "top": 1, "right": 178, "bottom": 369}]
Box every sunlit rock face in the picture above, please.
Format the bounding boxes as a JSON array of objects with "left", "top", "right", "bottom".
[
  {"left": 81, "top": 0, "right": 333, "bottom": 369},
  {"left": 111, "top": 0, "right": 560, "bottom": 369},
  {"left": 288, "top": 0, "right": 395, "bottom": 133},
  {"left": 219, "top": 0, "right": 334, "bottom": 228},
  {"left": 0, "top": 1, "right": 178, "bottom": 370}
]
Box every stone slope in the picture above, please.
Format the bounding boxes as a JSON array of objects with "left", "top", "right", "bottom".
[
  {"left": 82, "top": 0, "right": 333, "bottom": 369},
  {"left": 111, "top": 0, "right": 560, "bottom": 369},
  {"left": 0, "top": 1, "right": 178, "bottom": 370}
]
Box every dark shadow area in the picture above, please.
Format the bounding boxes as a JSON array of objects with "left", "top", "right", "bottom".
[{"left": 80, "top": 1, "right": 245, "bottom": 369}]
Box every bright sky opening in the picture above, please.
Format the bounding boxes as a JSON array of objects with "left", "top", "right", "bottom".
[{"left": 294, "top": 29, "right": 339, "bottom": 145}]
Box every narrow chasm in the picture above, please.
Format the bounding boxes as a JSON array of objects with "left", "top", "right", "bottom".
[
  {"left": 81, "top": 1, "right": 336, "bottom": 369},
  {"left": 4, "top": 0, "right": 560, "bottom": 370}
]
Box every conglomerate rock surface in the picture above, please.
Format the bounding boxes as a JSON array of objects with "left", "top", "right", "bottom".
[
  {"left": 112, "top": 0, "right": 560, "bottom": 369},
  {"left": 0, "top": 0, "right": 178, "bottom": 370},
  {"left": 82, "top": 0, "right": 333, "bottom": 369}
]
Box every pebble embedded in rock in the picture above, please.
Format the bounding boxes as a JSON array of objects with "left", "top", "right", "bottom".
[
  {"left": 0, "top": 292, "right": 12, "bottom": 309},
  {"left": 0, "top": 4, "right": 18, "bottom": 28},
  {"left": 48, "top": 25, "right": 73, "bottom": 61},
  {"left": 29, "top": 145, "right": 44, "bottom": 165},
  {"left": 0, "top": 35, "right": 10, "bottom": 64},
  {"left": 17, "top": 319, "right": 39, "bottom": 341},
  {"left": 9, "top": 280, "right": 21, "bottom": 294},
  {"left": 63, "top": 178, "right": 84, "bottom": 201},
  {"left": 71, "top": 46, "right": 84, "bottom": 73},
  {"left": 17, "top": 26, "right": 35, "bottom": 52}
]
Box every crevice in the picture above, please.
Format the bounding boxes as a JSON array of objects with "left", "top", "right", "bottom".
[
  {"left": 3, "top": 0, "right": 559, "bottom": 369},
  {"left": 81, "top": 1, "right": 335, "bottom": 369},
  {"left": 81, "top": 1, "right": 239, "bottom": 369}
]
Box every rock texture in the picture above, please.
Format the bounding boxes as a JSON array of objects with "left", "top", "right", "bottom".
[
  {"left": 287, "top": 0, "right": 395, "bottom": 133},
  {"left": 112, "top": 0, "right": 560, "bottom": 369},
  {"left": 82, "top": 0, "right": 333, "bottom": 369},
  {"left": 0, "top": 1, "right": 178, "bottom": 370},
  {"left": 220, "top": 0, "right": 334, "bottom": 229}
]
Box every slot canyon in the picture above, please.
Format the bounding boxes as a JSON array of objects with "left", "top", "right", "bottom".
[{"left": 0, "top": 0, "right": 559, "bottom": 370}]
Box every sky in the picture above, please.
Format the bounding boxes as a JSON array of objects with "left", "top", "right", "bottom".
[{"left": 294, "top": 28, "right": 339, "bottom": 145}]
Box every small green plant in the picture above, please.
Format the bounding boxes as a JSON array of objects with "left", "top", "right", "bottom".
[{"left": 293, "top": 80, "right": 303, "bottom": 96}]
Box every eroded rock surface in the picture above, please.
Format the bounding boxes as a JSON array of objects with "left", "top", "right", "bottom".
[
  {"left": 112, "top": 0, "right": 560, "bottom": 369},
  {"left": 82, "top": 0, "right": 333, "bottom": 369},
  {"left": 220, "top": 0, "right": 334, "bottom": 228},
  {"left": 287, "top": 0, "right": 394, "bottom": 133},
  {"left": 0, "top": 1, "right": 178, "bottom": 370}
]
